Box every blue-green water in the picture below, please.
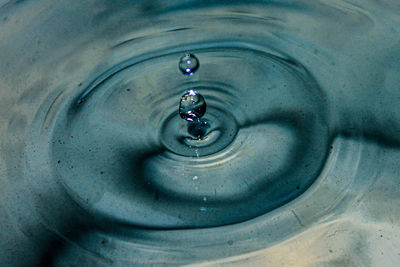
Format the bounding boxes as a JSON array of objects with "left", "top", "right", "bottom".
[{"left": 0, "top": 0, "right": 400, "bottom": 266}]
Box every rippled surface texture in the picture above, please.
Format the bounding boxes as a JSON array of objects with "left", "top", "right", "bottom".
[{"left": 1, "top": 0, "right": 400, "bottom": 266}]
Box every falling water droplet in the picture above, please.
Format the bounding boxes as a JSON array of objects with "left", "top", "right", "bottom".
[
  {"left": 179, "top": 89, "right": 206, "bottom": 122},
  {"left": 179, "top": 53, "right": 199, "bottom": 76}
]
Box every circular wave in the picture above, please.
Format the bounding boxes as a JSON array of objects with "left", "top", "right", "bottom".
[{"left": 1, "top": 0, "right": 398, "bottom": 266}]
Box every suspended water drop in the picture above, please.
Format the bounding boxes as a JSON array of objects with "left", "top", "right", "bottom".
[
  {"left": 179, "top": 53, "right": 199, "bottom": 76},
  {"left": 179, "top": 89, "right": 206, "bottom": 122}
]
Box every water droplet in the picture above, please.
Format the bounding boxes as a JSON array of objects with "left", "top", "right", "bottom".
[
  {"left": 179, "top": 89, "right": 206, "bottom": 122},
  {"left": 192, "top": 175, "right": 198, "bottom": 180},
  {"left": 179, "top": 53, "right": 199, "bottom": 76}
]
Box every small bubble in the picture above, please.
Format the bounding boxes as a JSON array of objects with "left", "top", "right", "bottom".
[
  {"left": 203, "top": 197, "right": 207, "bottom": 202},
  {"left": 179, "top": 53, "right": 199, "bottom": 76},
  {"left": 193, "top": 175, "right": 198, "bottom": 180},
  {"left": 179, "top": 89, "right": 206, "bottom": 122}
]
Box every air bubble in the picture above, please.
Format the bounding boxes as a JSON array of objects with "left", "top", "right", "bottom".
[{"left": 179, "top": 53, "right": 199, "bottom": 76}]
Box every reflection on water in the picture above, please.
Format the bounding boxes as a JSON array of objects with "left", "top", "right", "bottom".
[{"left": 0, "top": 0, "right": 399, "bottom": 266}]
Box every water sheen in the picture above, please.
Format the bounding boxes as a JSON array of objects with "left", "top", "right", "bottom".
[{"left": 1, "top": 0, "right": 400, "bottom": 266}]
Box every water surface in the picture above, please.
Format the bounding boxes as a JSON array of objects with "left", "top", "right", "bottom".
[{"left": 0, "top": 0, "right": 399, "bottom": 266}]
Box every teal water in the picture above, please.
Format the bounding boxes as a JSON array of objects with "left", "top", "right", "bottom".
[{"left": 0, "top": 0, "right": 400, "bottom": 266}]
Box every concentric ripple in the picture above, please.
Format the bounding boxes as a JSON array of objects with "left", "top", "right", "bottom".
[
  {"left": 2, "top": 0, "right": 399, "bottom": 266},
  {"left": 47, "top": 45, "right": 329, "bottom": 228}
]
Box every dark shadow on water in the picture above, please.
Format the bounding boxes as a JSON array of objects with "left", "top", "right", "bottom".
[{"left": 110, "top": 109, "right": 329, "bottom": 229}]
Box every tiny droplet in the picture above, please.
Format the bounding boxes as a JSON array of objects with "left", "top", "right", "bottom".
[{"left": 179, "top": 53, "right": 199, "bottom": 76}]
